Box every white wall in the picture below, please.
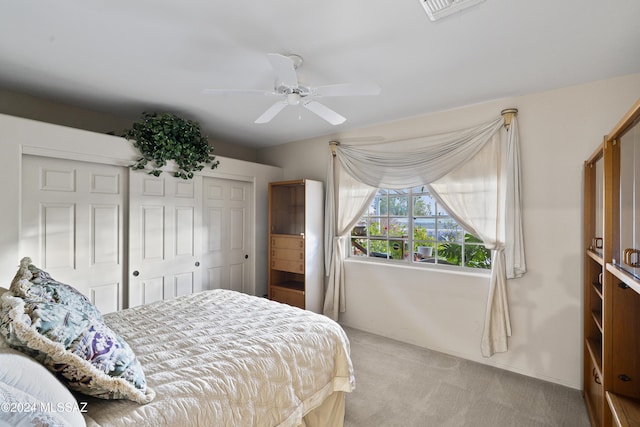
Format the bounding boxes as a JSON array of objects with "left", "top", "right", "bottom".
[
  {"left": 257, "top": 73, "right": 640, "bottom": 389},
  {"left": 0, "top": 113, "right": 283, "bottom": 298}
]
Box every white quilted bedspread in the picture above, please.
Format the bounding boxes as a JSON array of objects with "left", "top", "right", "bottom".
[{"left": 82, "top": 290, "right": 355, "bottom": 427}]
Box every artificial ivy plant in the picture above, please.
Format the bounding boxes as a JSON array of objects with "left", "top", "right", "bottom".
[{"left": 123, "top": 112, "right": 219, "bottom": 179}]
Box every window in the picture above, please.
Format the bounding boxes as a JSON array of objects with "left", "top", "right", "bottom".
[{"left": 350, "top": 186, "right": 491, "bottom": 270}]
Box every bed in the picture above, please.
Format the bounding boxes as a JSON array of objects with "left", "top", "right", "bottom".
[{"left": 0, "top": 259, "right": 355, "bottom": 427}]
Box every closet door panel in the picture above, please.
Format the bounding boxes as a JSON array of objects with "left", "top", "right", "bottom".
[
  {"left": 128, "top": 172, "right": 203, "bottom": 308},
  {"left": 22, "top": 156, "right": 256, "bottom": 312},
  {"left": 201, "top": 178, "right": 252, "bottom": 294},
  {"left": 21, "top": 155, "right": 125, "bottom": 314}
]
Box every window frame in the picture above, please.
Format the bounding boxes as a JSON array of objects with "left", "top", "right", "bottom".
[{"left": 348, "top": 187, "right": 492, "bottom": 273}]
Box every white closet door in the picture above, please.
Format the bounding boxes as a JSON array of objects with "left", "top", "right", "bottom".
[
  {"left": 21, "top": 155, "right": 125, "bottom": 314},
  {"left": 128, "top": 171, "right": 203, "bottom": 307},
  {"left": 202, "top": 177, "right": 253, "bottom": 294}
]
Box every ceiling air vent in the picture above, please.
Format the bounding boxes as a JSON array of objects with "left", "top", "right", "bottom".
[{"left": 419, "top": 0, "right": 485, "bottom": 21}]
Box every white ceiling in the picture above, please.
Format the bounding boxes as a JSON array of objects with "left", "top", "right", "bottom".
[{"left": 1, "top": 0, "right": 639, "bottom": 149}]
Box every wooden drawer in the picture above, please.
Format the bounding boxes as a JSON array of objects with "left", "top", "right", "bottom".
[
  {"left": 272, "top": 247, "right": 304, "bottom": 262},
  {"left": 271, "top": 286, "right": 305, "bottom": 309},
  {"left": 271, "top": 235, "right": 305, "bottom": 273},
  {"left": 271, "top": 235, "right": 304, "bottom": 250},
  {"left": 271, "top": 258, "right": 304, "bottom": 274}
]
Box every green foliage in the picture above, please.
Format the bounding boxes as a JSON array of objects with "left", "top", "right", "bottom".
[
  {"left": 123, "top": 112, "right": 220, "bottom": 179},
  {"left": 412, "top": 225, "right": 435, "bottom": 253},
  {"left": 439, "top": 233, "right": 491, "bottom": 269}
]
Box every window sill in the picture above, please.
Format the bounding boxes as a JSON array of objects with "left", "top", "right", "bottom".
[{"left": 344, "top": 257, "right": 492, "bottom": 278}]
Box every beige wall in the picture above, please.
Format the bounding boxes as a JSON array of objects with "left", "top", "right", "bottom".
[
  {"left": 257, "top": 73, "right": 640, "bottom": 389},
  {"left": 0, "top": 89, "right": 259, "bottom": 162}
]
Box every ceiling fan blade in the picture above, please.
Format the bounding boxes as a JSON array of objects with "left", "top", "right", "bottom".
[
  {"left": 313, "top": 82, "right": 381, "bottom": 97},
  {"left": 303, "top": 100, "right": 346, "bottom": 125},
  {"left": 255, "top": 101, "right": 288, "bottom": 124},
  {"left": 203, "top": 88, "right": 274, "bottom": 96},
  {"left": 267, "top": 53, "right": 299, "bottom": 88}
]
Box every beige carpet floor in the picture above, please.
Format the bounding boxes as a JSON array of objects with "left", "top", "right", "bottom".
[{"left": 342, "top": 327, "right": 590, "bottom": 427}]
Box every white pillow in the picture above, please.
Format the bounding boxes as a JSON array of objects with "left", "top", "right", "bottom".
[{"left": 0, "top": 347, "right": 87, "bottom": 427}]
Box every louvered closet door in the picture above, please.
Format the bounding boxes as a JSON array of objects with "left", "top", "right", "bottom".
[
  {"left": 128, "top": 171, "right": 203, "bottom": 307},
  {"left": 21, "top": 155, "right": 126, "bottom": 314},
  {"left": 201, "top": 177, "right": 252, "bottom": 293}
]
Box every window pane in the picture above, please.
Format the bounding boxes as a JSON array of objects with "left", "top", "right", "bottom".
[
  {"left": 437, "top": 218, "right": 462, "bottom": 242},
  {"left": 463, "top": 234, "right": 491, "bottom": 269},
  {"left": 437, "top": 241, "right": 463, "bottom": 266},
  {"left": 369, "top": 239, "right": 388, "bottom": 258},
  {"left": 413, "top": 194, "right": 435, "bottom": 216},
  {"left": 351, "top": 238, "right": 367, "bottom": 257},
  {"left": 436, "top": 202, "right": 448, "bottom": 216},
  {"left": 413, "top": 218, "right": 435, "bottom": 241},
  {"left": 388, "top": 238, "right": 406, "bottom": 260},
  {"left": 411, "top": 185, "right": 428, "bottom": 194},
  {"left": 369, "top": 218, "right": 387, "bottom": 237},
  {"left": 370, "top": 195, "right": 387, "bottom": 216},
  {"left": 387, "top": 196, "right": 408, "bottom": 216},
  {"left": 390, "top": 188, "right": 409, "bottom": 196},
  {"left": 464, "top": 243, "right": 492, "bottom": 269},
  {"left": 351, "top": 219, "right": 367, "bottom": 237},
  {"left": 388, "top": 218, "right": 408, "bottom": 237}
]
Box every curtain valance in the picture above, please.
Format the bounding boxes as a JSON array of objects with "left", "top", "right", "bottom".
[{"left": 335, "top": 117, "right": 503, "bottom": 188}]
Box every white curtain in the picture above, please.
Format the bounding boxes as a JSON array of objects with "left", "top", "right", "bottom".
[
  {"left": 323, "top": 115, "right": 526, "bottom": 356},
  {"left": 323, "top": 152, "right": 377, "bottom": 320},
  {"left": 505, "top": 118, "right": 526, "bottom": 279}
]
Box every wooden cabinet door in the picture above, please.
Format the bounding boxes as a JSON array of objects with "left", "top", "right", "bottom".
[
  {"left": 585, "top": 353, "right": 603, "bottom": 426},
  {"left": 620, "top": 125, "right": 640, "bottom": 278}
]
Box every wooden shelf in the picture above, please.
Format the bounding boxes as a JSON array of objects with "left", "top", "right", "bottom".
[
  {"left": 592, "top": 281, "right": 603, "bottom": 299},
  {"left": 591, "top": 310, "right": 603, "bottom": 333},
  {"left": 607, "top": 263, "right": 640, "bottom": 296},
  {"left": 606, "top": 392, "right": 640, "bottom": 427},
  {"left": 271, "top": 281, "right": 305, "bottom": 293},
  {"left": 588, "top": 249, "right": 605, "bottom": 265},
  {"left": 587, "top": 338, "right": 603, "bottom": 373}
]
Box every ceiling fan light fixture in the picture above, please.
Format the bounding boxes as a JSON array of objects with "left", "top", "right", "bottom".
[
  {"left": 287, "top": 92, "right": 301, "bottom": 105},
  {"left": 419, "top": 0, "right": 485, "bottom": 21}
]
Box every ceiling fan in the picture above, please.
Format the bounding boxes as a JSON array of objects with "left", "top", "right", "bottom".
[{"left": 203, "top": 53, "right": 381, "bottom": 125}]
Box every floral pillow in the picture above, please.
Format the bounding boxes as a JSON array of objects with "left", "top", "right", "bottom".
[
  {"left": 0, "top": 258, "right": 154, "bottom": 404},
  {"left": 9, "top": 258, "right": 102, "bottom": 321}
]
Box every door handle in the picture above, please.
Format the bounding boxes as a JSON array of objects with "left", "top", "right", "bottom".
[
  {"left": 195, "top": 261, "right": 200, "bottom": 267},
  {"left": 132, "top": 270, "right": 139, "bottom": 277},
  {"left": 623, "top": 248, "right": 640, "bottom": 267},
  {"left": 245, "top": 254, "right": 249, "bottom": 259}
]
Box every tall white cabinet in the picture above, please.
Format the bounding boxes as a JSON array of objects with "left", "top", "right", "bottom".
[{"left": 268, "top": 179, "right": 324, "bottom": 313}]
